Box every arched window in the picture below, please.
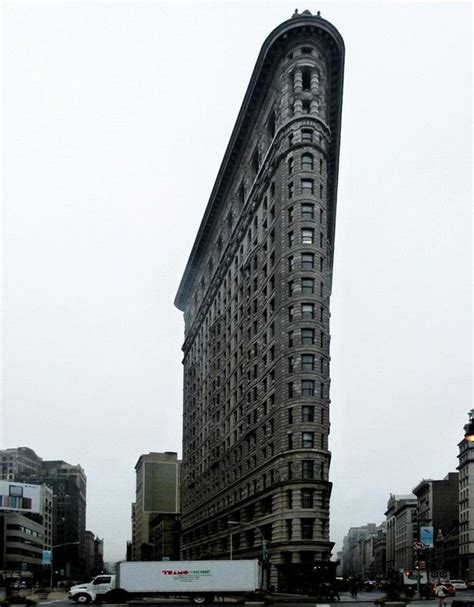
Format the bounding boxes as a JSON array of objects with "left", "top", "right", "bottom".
[{"left": 301, "top": 153, "right": 314, "bottom": 171}]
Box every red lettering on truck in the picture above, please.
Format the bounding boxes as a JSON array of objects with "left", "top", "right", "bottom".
[{"left": 161, "top": 570, "right": 189, "bottom": 575}]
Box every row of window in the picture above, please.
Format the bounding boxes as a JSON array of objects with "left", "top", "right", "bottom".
[
  {"left": 288, "top": 380, "right": 324, "bottom": 398},
  {"left": 288, "top": 404, "right": 324, "bottom": 424},
  {"left": 288, "top": 179, "right": 323, "bottom": 199},
  {"left": 288, "top": 153, "right": 323, "bottom": 174},
  {"left": 288, "top": 228, "right": 324, "bottom": 248},
  {"left": 289, "top": 251, "right": 323, "bottom": 271},
  {"left": 289, "top": 277, "right": 323, "bottom": 297},
  {"left": 289, "top": 303, "right": 325, "bottom": 323},
  {"left": 287, "top": 432, "right": 324, "bottom": 450},
  {"left": 288, "top": 354, "right": 324, "bottom": 373},
  {"left": 288, "top": 202, "right": 323, "bottom": 222}
]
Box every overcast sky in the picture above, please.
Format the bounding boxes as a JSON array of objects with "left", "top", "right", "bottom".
[{"left": 2, "top": 1, "right": 472, "bottom": 563}]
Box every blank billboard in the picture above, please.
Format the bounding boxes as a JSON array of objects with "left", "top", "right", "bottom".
[{"left": 143, "top": 462, "right": 179, "bottom": 513}]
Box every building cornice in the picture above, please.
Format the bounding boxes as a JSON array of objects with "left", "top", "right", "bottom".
[{"left": 175, "top": 13, "right": 344, "bottom": 311}]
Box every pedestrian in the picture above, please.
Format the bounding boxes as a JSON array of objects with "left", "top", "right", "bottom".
[
  {"left": 350, "top": 579, "right": 359, "bottom": 598},
  {"left": 435, "top": 582, "right": 449, "bottom": 607}
]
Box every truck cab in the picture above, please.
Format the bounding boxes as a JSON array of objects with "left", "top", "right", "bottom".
[{"left": 68, "top": 575, "right": 115, "bottom": 604}]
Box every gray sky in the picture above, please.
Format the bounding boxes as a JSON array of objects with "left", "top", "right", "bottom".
[{"left": 2, "top": 1, "right": 472, "bottom": 563}]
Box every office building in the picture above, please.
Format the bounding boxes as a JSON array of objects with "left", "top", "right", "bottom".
[
  {"left": 412, "top": 472, "right": 459, "bottom": 575},
  {"left": 0, "top": 447, "right": 87, "bottom": 581},
  {"left": 175, "top": 10, "right": 344, "bottom": 591},
  {"left": 0, "top": 480, "right": 53, "bottom": 582},
  {"left": 131, "top": 452, "right": 181, "bottom": 561}
]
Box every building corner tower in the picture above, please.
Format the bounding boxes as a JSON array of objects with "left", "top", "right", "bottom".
[{"left": 175, "top": 10, "right": 344, "bottom": 592}]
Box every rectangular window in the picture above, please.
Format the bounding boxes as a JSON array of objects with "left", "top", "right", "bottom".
[
  {"left": 288, "top": 182, "right": 294, "bottom": 199},
  {"left": 301, "top": 253, "right": 314, "bottom": 270},
  {"left": 286, "top": 519, "right": 293, "bottom": 540},
  {"left": 301, "top": 129, "right": 313, "bottom": 142},
  {"left": 288, "top": 158, "right": 294, "bottom": 175},
  {"left": 301, "top": 203, "right": 314, "bottom": 220},
  {"left": 286, "top": 490, "right": 293, "bottom": 509},
  {"left": 288, "top": 407, "right": 293, "bottom": 424},
  {"left": 301, "top": 328, "right": 315, "bottom": 345},
  {"left": 288, "top": 306, "right": 295, "bottom": 322},
  {"left": 302, "top": 460, "right": 314, "bottom": 479},
  {"left": 301, "top": 354, "right": 315, "bottom": 372},
  {"left": 288, "top": 231, "right": 295, "bottom": 247},
  {"left": 301, "top": 228, "right": 314, "bottom": 244},
  {"left": 302, "top": 278, "right": 314, "bottom": 294},
  {"left": 288, "top": 256, "right": 295, "bottom": 272},
  {"left": 301, "top": 303, "right": 315, "bottom": 319},
  {"left": 301, "top": 518, "right": 314, "bottom": 540},
  {"left": 287, "top": 433, "right": 293, "bottom": 449},
  {"left": 302, "top": 405, "right": 315, "bottom": 422},
  {"left": 301, "top": 179, "right": 314, "bottom": 195},
  {"left": 288, "top": 280, "right": 294, "bottom": 296},
  {"left": 288, "top": 357, "right": 294, "bottom": 373},
  {"left": 288, "top": 331, "right": 294, "bottom": 347},
  {"left": 302, "top": 432, "right": 314, "bottom": 448},
  {"left": 301, "top": 380, "right": 315, "bottom": 396},
  {"left": 301, "top": 489, "right": 314, "bottom": 508},
  {"left": 288, "top": 206, "right": 294, "bottom": 223},
  {"left": 288, "top": 382, "right": 294, "bottom": 398},
  {"left": 288, "top": 461, "right": 293, "bottom": 480}
]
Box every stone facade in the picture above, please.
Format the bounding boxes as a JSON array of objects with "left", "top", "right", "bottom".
[
  {"left": 175, "top": 10, "right": 344, "bottom": 592},
  {"left": 458, "top": 411, "right": 474, "bottom": 581}
]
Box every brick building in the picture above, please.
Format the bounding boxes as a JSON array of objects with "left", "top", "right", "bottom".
[{"left": 175, "top": 10, "right": 344, "bottom": 591}]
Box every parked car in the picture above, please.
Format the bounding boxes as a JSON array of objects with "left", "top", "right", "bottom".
[{"left": 448, "top": 580, "right": 467, "bottom": 590}]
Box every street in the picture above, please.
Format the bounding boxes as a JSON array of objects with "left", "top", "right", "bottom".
[{"left": 35, "top": 590, "right": 474, "bottom": 607}]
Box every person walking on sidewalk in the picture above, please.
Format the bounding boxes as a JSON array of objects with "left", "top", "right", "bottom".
[{"left": 435, "top": 582, "right": 449, "bottom": 607}]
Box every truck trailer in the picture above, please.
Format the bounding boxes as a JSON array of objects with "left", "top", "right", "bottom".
[{"left": 68, "top": 560, "right": 263, "bottom": 604}]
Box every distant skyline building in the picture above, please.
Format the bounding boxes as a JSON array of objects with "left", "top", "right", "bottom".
[
  {"left": 175, "top": 10, "right": 344, "bottom": 591},
  {"left": 458, "top": 411, "right": 474, "bottom": 580},
  {"left": 341, "top": 523, "right": 385, "bottom": 578},
  {"left": 385, "top": 494, "right": 417, "bottom": 574},
  {"left": 131, "top": 451, "right": 181, "bottom": 561}
]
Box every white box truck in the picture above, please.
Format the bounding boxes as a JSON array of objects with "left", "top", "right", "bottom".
[{"left": 68, "top": 560, "right": 263, "bottom": 604}]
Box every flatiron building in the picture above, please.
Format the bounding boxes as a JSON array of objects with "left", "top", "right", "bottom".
[{"left": 175, "top": 9, "right": 344, "bottom": 591}]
